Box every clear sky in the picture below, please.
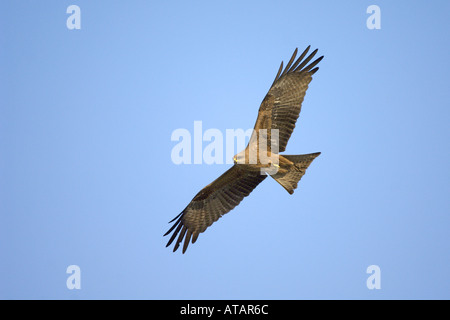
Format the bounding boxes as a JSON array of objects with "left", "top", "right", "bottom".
[{"left": 1, "top": 1, "right": 449, "bottom": 299}]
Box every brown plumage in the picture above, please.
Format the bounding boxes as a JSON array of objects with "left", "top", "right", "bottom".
[{"left": 165, "top": 46, "right": 323, "bottom": 253}]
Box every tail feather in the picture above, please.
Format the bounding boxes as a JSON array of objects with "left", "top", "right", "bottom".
[{"left": 271, "top": 152, "right": 320, "bottom": 194}]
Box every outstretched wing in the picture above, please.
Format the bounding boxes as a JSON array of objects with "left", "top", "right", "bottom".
[
  {"left": 164, "top": 166, "right": 267, "bottom": 253},
  {"left": 250, "top": 46, "right": 323, "bottom": 153}
]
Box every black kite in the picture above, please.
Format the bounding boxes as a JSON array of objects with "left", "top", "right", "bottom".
[{"left": 165, "top": 46, "right": 323, "bottom": 253}]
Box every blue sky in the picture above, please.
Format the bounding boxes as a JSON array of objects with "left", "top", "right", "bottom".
[{"left": 1, "top": 1, "right": 449, "bottom": 299}]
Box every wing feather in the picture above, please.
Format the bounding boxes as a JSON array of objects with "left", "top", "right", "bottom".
[
  {"left": 271, "top": 62, "right": 284, "bottom": 87},
  {"left": 289, "top": 45, "right": 311, "bottom": 72},
  {"left": 280, "top": 48, "right": 298, "bottom": 78},
  {"left": 294, "top": 48, "right": 319, "bottom": 72}
]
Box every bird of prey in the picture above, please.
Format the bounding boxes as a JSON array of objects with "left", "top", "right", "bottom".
[{"left": 165, "top": 46, "right": 323, "bottom": 253}]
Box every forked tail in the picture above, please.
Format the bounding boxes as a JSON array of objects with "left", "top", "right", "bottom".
[{"left": 270, "top": 152, "right": 320, "bottom": 194}]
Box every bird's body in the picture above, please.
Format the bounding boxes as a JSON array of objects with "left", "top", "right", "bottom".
[{"left": 165, "top": 46, "right": 324, "bottom": 253}]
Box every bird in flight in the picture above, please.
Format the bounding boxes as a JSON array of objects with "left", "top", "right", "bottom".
[{"left": 165, "top": 46, "right": 323, "bottom": 253}]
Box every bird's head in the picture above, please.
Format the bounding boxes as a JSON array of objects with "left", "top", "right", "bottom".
[{"left": 233, "top": 151, "right": 247, "bottom": 165}]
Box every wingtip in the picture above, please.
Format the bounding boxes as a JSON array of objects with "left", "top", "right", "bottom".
[
  {"left": 168, "top": 211, "right": 183, "bottom": 223},
  {"left": 309, "top": 67, "right": 319, "bottom": 75}
]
